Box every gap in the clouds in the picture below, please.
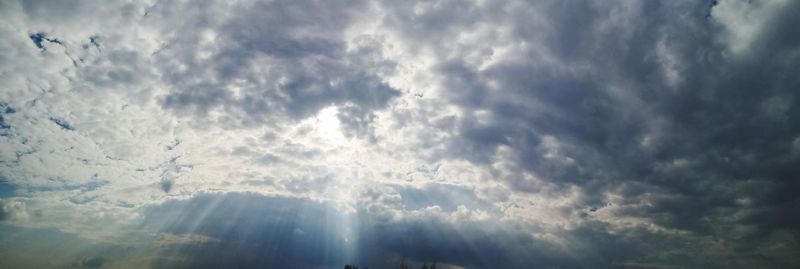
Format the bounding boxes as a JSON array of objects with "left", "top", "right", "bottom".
[
  {"left": 0, "top": 102, "right": 15, "bottom": 134},
  {"left": 0, "top": 103, "right": 15, "bottom": 114},
  {"left": 87, "top": 35, "right": 101, "bottom": 52},
  {"left": 49, "top": 117, "right": 74, "bottom": 131},
  {"left": 28, "top": 32, "right": 64, "bottom": 52}
]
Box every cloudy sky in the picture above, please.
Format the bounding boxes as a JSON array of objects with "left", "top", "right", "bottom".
[{"left": 1, "top": 0, "right": 800, "bottom": 268}]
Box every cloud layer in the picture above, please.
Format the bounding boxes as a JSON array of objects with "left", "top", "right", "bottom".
[{"left": 1, "top": 0, "right": 799, "bottom": 268}]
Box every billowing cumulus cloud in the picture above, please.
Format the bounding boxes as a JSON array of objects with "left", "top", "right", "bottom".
[{"left": 1, "top": 0, "right": 799, "bottom": 268}]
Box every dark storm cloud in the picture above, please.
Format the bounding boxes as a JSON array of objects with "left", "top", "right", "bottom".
[
  {"left": 380, "top": 0, "right": 800, "bottom": 267},
  {"left": 149, "top": 0, "right": 400, "bottom": 128}
]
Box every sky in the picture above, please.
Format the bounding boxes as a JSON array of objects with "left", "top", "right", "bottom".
[{"left": 1, "top": 0, "right": 799, "bottom": 268}]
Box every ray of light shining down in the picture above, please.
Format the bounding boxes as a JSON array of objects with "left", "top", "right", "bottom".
[{"left": 2, "top": 0, "right": 800, "bottom": 268}]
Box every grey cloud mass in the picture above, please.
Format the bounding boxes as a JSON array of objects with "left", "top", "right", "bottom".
[{"left": 1, "top": 0, "right": 799, "bottom": 268}]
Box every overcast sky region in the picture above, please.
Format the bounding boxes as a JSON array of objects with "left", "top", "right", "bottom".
[{"left": 1, "top": 0, "right": 800, "bottom": 268}]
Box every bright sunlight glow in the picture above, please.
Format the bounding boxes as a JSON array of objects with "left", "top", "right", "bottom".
[{"left": 316, "top": 106, "right": 347, "bottom": 145}]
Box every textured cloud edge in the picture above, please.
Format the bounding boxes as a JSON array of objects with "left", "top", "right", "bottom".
[{"left": 1, "top": 0, "right": 799, "bottom": 268}]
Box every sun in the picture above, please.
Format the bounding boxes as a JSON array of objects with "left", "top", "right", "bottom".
[{"left": 316, "top": 106, "right": 347, "bottom": 145}]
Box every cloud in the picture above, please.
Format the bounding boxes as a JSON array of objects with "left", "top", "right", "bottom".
[
  {"left": 146, "top": 0, "right": 401, "bottom": 128},
  {"left": 373, "top": 0, "right": 800, "bottom": 267},
  {"left": 135, "top": 192, "right": 630, "bottom": 269},
  {"left": 0, "top": 199, "right": 28, "bottom": 221},
  {"left": 0, "top": 0, "right": 799, "bottom": 268}
]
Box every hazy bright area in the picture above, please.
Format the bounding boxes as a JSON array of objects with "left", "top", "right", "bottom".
[{"left": 1, "top": 0, "right": 799, "bottom": 268}]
